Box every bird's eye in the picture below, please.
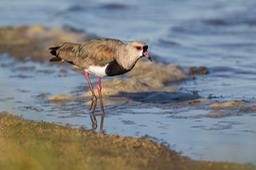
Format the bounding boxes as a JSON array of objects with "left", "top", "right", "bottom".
[{"left": 135, "top": 46, "right": 142, "bottom": 51}]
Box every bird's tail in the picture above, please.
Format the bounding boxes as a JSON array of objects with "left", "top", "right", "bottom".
[{"left": 49, "top": 46, "right": 62, "bottom": 62}]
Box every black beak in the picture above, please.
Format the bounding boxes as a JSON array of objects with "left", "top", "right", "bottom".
[{"left": 148, "top": 55, "right": 152, "bottom": 62}]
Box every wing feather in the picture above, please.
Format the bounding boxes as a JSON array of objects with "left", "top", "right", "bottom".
[{"left": 49, "top": 39, "right": 124, "bottom": 69}]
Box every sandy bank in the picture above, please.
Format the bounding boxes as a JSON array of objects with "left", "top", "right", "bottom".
[{"left": 0, "top": 113, "right": 254, "bottom": 170}]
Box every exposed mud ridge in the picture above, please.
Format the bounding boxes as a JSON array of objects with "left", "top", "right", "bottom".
[
  {"left": 49, "top": 62, "right": 199, "bottom": 106},
  {"left": 85, "top": 62, "right": 188, "bottom": 97},
  {"left": 206, "top": 100, "right": 256, "bottom": 118},
  {"left": 0, "top": 24, "right": 95, "bottom": 61},
  {"left": 0, "top": 113, "right": 254, "bottom": 170}
]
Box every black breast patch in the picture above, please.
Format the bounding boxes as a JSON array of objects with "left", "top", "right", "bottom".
[{"left": 105, "top": 60, "right": 129, "bottom": 76}]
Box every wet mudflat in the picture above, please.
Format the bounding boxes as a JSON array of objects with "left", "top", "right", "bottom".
[
  {"left": 0, "top": 25, "right": 256, "bottom": 169},
  {"left": 0, "top": 113, "right": 254, "bottom": 170}
]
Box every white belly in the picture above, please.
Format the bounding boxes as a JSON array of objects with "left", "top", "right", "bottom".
[{"left": 85, "top": 65, "right": 108, "bottom": 77}]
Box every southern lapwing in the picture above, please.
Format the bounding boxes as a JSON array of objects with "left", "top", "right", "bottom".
[{"left": 49, "top": 38, "right": 152, "bottom": 129}]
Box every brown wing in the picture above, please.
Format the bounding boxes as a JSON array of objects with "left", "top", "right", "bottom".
[
  {"left": 49, "top": 39, "right": 124, "bottom": 69},
  {"left": 49, "top": 42, "right": 81, "bottom": 64}
]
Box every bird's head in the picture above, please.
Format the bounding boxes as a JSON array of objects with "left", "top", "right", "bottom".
[{"left": 127, "top": 41, "right": 152, "bottom": 62}]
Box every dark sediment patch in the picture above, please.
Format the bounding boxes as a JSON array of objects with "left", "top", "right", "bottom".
[
  {"left": 113, "top": 91, "right": 201, "bottom": 104},
  {"left": 100, "top": 3, "right": 127, "bottom": 10},
  {"left": 188, "top": 66, "right": 209, "bottom": 75}
]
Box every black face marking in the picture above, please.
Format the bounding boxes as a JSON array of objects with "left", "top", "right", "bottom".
[
  {"left": 105, "top": 60, "right": 130, "bottom": 76},
  {"left": 143, "top": 45, "right": 148, "bottom": 52},
  {"left": 49, "top": 57, "right": 62, "bottom": 62}
]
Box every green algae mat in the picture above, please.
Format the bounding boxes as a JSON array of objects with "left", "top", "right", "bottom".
[{"left": 0, "top": 113, "right": 254, "bottom": 170}]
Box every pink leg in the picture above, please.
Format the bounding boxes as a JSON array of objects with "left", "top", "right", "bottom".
[
  {"left": 84, "top": 71, "right": 97, "bottom": 112},
  {"left": 97, "top": 77, "right": 105, "bottom": 130},
  {"left": 84, "top": 71, "right": 98, "bottom": 129}
]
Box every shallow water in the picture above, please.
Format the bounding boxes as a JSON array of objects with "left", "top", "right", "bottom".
[{"left": 1, "top": 0, "right": 256, "bottom": 164}]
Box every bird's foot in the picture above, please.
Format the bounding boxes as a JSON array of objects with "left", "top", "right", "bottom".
[{"left": 90, "top": 114, "right": 97, "bottom": 129}]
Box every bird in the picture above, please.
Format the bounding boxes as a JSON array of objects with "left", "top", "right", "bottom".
[{"left": 49, "top": 38, "right": 152, "bottom": 129}]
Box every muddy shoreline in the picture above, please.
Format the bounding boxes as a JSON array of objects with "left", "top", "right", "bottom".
[
  {"left": 1, "top": 25, "right": 256, "bottom": 167},
  {"left": 0, "top": 113, "right": 254, "bottom": 170}
]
